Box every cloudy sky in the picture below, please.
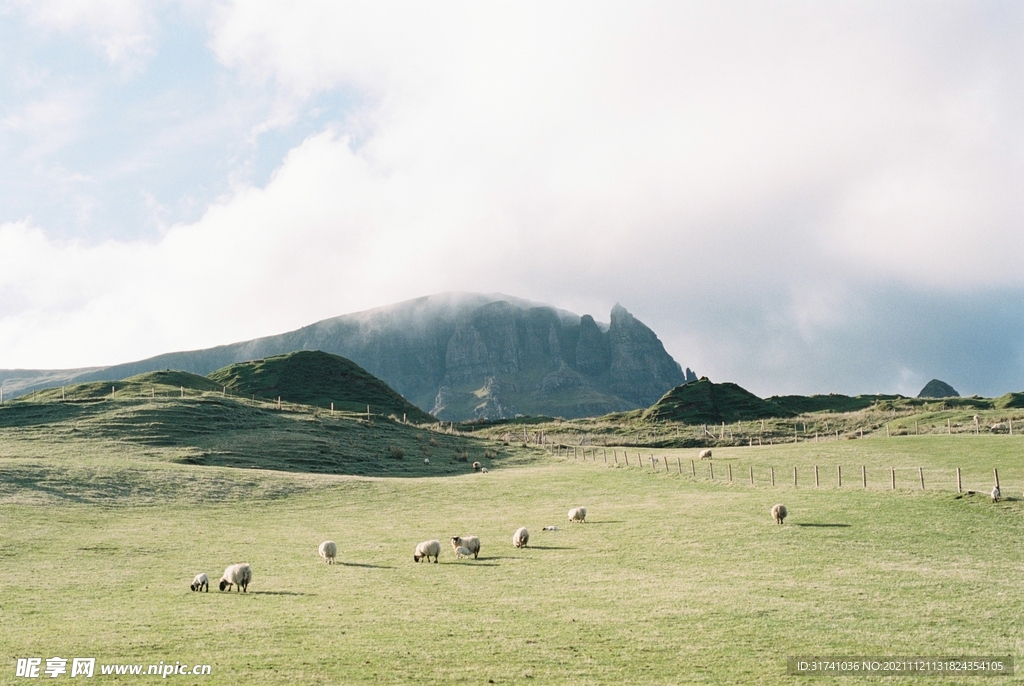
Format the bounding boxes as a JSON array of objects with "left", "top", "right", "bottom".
[{"left": 1, "top": 1, "right": 1023, "bottom": 398}]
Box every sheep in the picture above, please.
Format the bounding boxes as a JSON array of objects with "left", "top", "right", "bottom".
[
  {"left": 190, "top": 573, "right": 208, "bottom": 592},
  {"left": 472, "top": 461, "right": 481, "bottom": 471},
  {"left": 319, "top": 540, "right": 338, "bottom": 564},
  {"left": 542, "top": 526, "right": 559, "bottom": 531},
  {"left": 991, "top": 486, "right": 1001, "bottom": 503},
  {"left": 414, "top": 540, "right": 441, "bottom": 563},
  {"left": 699, "top": 449, "right": 713, "bottom": 460},
  {"left": 480, "top": 467, "right": 489, "bottom": 473},
  {"left": 450, "top": 535, "right": 481, "bottom": 559},
  {"left": 219, "top": 563, "right": 252, "bottom": 592},
  {"left": 424, "top": 458, "right": 430, "bottom": 464},
  {"left": 454, "top": 546, "right": 473, "bottom": 559},
  {"left": 771, "top": 503, "right": 787, "bottom": 525},
  {"left": 512, "top": 527, "right": 529, "bottom": 548},
  {"left": 568, "top": 507, "right": 587, "bottom": 523}
]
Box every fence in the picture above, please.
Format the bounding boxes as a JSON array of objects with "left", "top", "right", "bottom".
[{"left": 550, "top": 445, "right": 1009, "bottom": 494}]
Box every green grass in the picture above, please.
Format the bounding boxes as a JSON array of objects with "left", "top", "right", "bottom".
[
  {"left": 0, "top": 393, "right": 525, "bottom": 478},
  {"left": 3, "top": 422, "right": 1024, "bottom": 683}
]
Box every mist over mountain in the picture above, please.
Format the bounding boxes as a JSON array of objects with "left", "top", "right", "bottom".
[{"left": 0, "top": 293, "right": 689, "bottom": 421}]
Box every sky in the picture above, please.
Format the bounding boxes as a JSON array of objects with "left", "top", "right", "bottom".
[{"left": 1, "top": 1, "right": 1023, "bottom": 399}]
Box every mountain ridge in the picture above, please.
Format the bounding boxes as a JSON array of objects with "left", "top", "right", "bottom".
[{"left": 0, "top": 292, "right": 689, "bottom": 421}]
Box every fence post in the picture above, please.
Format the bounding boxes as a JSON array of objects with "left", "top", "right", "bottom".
[
  {"left": 956, "top": 467, "right": 962, "bottom": 493},
  {"left": 728, "top": 464, "right": 733, "bottom": 481},
  {"left": 691, "top": 459, "right": 695, "bottom": 477},
  {"left": 891, "top": 467, "right": 895, "bottom": 490},
  {"left": 919, "top": 467, "right": 925, "bottom": 490},
  {"left": 793, "top": 466, "right": 797, "bottom": 487},
  {"left": 604, "top": 449, "right": 607, "bottom": 463},
  {"left": 770, "top": 466, "right": 775, "bottom": 487},
  {"left": 665, "top": 456, "right": 669, "bottom": 473},
  {"left": 814, "top": 465, "right": 819, "bottom": 487},
  {"left": 862, "top": 465, "right": 867, "bottom": 488},
  {"left": 838, "top": 465, "right": 842, "bottom": 488},
  {"left": 886, "top": 423, "right": 890, "bottom": 438},
  {"left": 947, "top": 418, "right": 951, "bottom": 435},
  {"left": 749, "top": 465, "right": 754, "bottom": 485},
  {"left": 677, "top": 457, "right": 681, "bottom": 474},
  {"left": 710, "top": 462, "right": 714, "bottom": 480}
]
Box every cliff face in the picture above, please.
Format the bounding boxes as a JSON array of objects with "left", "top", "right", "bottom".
[{"left": 2, "top": 293, "right": 689, "bottom": 421}]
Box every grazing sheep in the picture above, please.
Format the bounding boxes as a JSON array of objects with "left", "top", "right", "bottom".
[
  {"left": 454, "top": 546, "right": 473, "bottom": 559},
  {"left": 190, "top": 573, "right": 208, "bottom": 592},
  {"left": 542, "top": 526, "right": 559, "bottom": 531},
  {"left": 414, "top": 540, "right": 441, "bottom": 563},
  {"left": 450, "top": 535, "right": 481, "bottom": 559},
  {"left": 319, "top": 540, "right": 338, "bottom": 564},
  {"left": 480, "top": 467, "right": 489, "bottom": 473},
  {"left": 512, "top": 527, "right": 529, "bottom": 548},
  {"left": 991, "top": 486, "right": 1001, "bottom": 503},
  {"left": 699, "top": 449, "right": 713, "bottom": 460},
  {"left": 472, "top": 461, "right": 481, "bottom": 471},
  {"left": 424, "top": 458, "right": 430, "bottom": 464},
  {"left": 219, "top": 563, "right": 252, "bottom": 592},
  {"left": 771, "top": 503, "right": 787, "bottom": 525},
  {"left": 568, "top": 507, "right": 587, "bottom": 523}
]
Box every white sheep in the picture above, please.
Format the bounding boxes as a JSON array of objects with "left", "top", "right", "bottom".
[
  {"left": 190, "top": 573, "right": 208, "bottom": 592},
  {"left": 450, "top": 535, "right": 481, "bottom": 559},
  {"left": 480, "top": 467, "right": 489, "bottom": 473},
  {"left": 771, "top": 503, "right": 787, "bottom": 525},
  {"left": 219, "top": 563, "right": 252, "bottom": 592},
  {"left": 991, "top": 486, "right": 1001, "bottom": 503},
  {"left": 472, "top": 461, "right": 482, "bottom": 471},
  {"left": 414, "top": 540, "right": 441, "bottom": 563},
  {"left": 424, "top": 458, "right": 430, "bottom": 464},
  {"left": 512, "top": 527, "right": 529, "bottom": 548},
  {"left": 319, "top": 540, "right": 338, "bottom": 564},
  {"left": 542, "top": 526, "right": 559, "bottom": 531},
  {"left": 568, "top": 507, "right": 587, "bottom": 523},
  {"left": 699, "top": 449, "right": 713, "bottom": 460},
  {"left": 454, "top": 546, "right": 473, "bottom": 559}
]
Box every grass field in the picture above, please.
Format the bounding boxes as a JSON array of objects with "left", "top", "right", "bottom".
[{"left": 3, "top": 410, "right": 1024, "bottom": 684}]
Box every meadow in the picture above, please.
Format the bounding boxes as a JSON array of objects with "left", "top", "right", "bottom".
[{"left": 2, "top": 397, "right": 1024, "bottom": 684}]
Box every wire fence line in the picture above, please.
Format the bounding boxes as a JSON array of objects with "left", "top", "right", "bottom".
[{"left": 550, "top": 445, "right": 1012, "bottom": 494}]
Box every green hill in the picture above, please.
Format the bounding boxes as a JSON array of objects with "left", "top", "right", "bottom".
[
  {"left": 643, "top": 378, "right": 790, "bottom": 423},
  {"left": 207, "top": 350, "right": 434, "bottom": 423},
  {"left": 25, "top": 369, "right": 221, "bottom": 402},
  {"left": 0, "top": 391, "right": 517, "bottom": 478},
  {"left": 918, "top": 379, "right": 959, "bottom": 398}
]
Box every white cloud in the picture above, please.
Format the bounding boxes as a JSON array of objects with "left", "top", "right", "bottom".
[{"left": 2, "top": 1, "right": 1024, "bottom": 396}]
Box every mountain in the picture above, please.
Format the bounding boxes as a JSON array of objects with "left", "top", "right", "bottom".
[
  {"left": 0, "top": 293, "right": 688, "bottom": 421},
  {"left": 917, "top": 379, "right": 959, "bottom": 398},
  {"left": 643, "top": 377, "right": 789, "bottom": 424},
  {"left": 208, "top": 351, "right": 433, "bottom": 423}
]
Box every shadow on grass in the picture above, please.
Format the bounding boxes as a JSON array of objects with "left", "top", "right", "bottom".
[
  {"left": 447, "top": 562, "right": 501, "bottom": 567},
  {"left": 793, "top": 523, "right": 851, "bottom": 528},
  {"left": 526, "top": 546, "right": 577, "bottom": 550},
  {"left": 246, "top": 591, "right": 310, "bottom": 596},
  {"left": 339, "top": 562, "right": 394, "bottom": 569},
  {"left": 579, "top": 520, "right": 624, "bottom": 525}
]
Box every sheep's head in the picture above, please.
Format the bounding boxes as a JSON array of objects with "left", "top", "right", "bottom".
[
  {"left": 450, "top": 536, "right": 461, "bottom": 547},
  {"left": 413, "top": 554, "right": 421, "bottom": 562},
  {"left": 190, "top": 581, "right": 201, "bottom": 591},
  {"left": 219, "top": 580, "right": 230, "bottom": 591}
]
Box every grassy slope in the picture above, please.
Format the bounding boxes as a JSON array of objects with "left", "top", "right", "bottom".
[
  {"left": 208, "top": 350, "right": 434, "bottom": 423},
  {"left": 643, "top": 378, "right": 788, "bottom": 423},
  {"left": 2, "top": 428, "right": 1024, "bottom": 683},
  {"left": 0, "top": 393, "right": 514, "bottom": 479}
]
